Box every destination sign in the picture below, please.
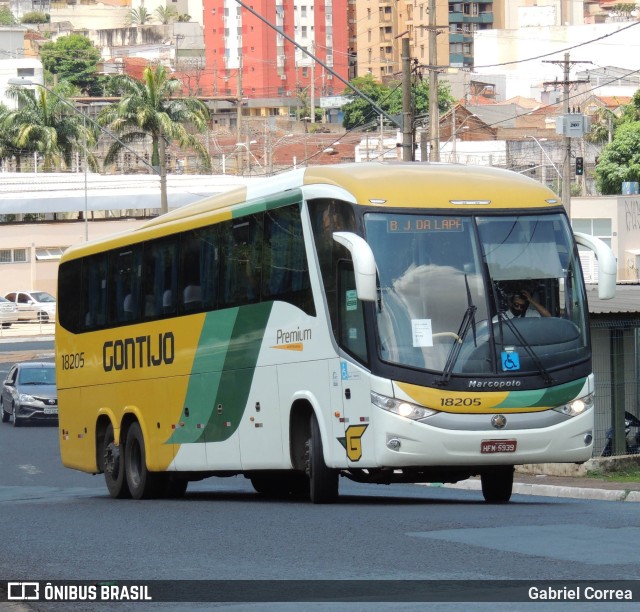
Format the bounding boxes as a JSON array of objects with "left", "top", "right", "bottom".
[{"left": 387, "top": 217, "right": 464, "bottom": 233}]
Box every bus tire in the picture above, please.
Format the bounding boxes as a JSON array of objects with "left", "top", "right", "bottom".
[
  {"left": 103, "top": 422, "right": 130, "bottom": 499},
  {"left": 305, "top": 414, "right": 339, "bottom": 504},
  {"left": 124, "top": 422, "right": 162, "bottom": 500},
  {"left": 481, "top": 466, "right": 514, "bottom": 503}
]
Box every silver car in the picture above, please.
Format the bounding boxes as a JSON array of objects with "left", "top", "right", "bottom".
[
  {"left": 1, "top": 362, "right": 58, "bottom": 426},
  {"left": 3, "top": 291, "right": 56, "bottom": 322},
  {"left": 0, "top": 296, "right": 19, "bottom": 328}
]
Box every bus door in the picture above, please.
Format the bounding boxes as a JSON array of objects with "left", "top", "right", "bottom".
[{"left": 335, "top": 262, "right": 375, "bottom": 467}]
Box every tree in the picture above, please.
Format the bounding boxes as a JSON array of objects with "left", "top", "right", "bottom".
[
  {"left": 2, "top": 81, "right": 97, "bottom": 173},
  {"left": 99, "top": 64, "right": 211, "bottom": 214},
  {"left": 341, "top": 73, "right": 454, "bottom": 134},
  {"left": 585, "top": 107, "right": 617, "bottom": 145},
  {"left": 0, "top": 7, "right": 15, "bottom": 25},
  {"left": 341, "top": 75, "right": 390, "bottom": 130},
  {"left": 594, "top": 121, "right": 640, "bottom": 194},
  {"left": 125, "top": 7, "right": 153, "bottom": 26},
  {"left": 155, "top": 6, "right": 178, "bottom": 24},
  {"left": 21, "top": 11, "right": 49, "bottom": 23},
  {"left": 39, "top": 34, "right": 102, "bottom": 94}
]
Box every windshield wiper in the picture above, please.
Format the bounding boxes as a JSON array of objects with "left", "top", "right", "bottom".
[{"left": 439, "top": 275, "right": 477, "bottom": 385}]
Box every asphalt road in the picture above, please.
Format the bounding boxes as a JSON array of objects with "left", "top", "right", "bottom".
[{"left": 1, "top": 338, "right": 639, "bottom": 610}]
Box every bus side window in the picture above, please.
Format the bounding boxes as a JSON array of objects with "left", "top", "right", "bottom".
[
  {"left": 143, "top": 238, "right": 177, "bottom": 319},
  {"left": 58, "top": 258, "right": 83, "bottom": 333},
  {"left": 262, "top": 205, "right": 315, "bottom": 315},
  {"left": 108, "top": 246, "right": 142, "bottom": 325},
  {"left": 83, "top": 253, "right": 108, "bottom": 330},
  {"left": 221, "top": 215, "right": 263, "bottom": 308}
]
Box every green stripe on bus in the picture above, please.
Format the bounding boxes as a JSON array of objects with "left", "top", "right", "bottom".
[
  {"left": 232, "top": 189, "right": 303, "bottom": 218},
  {"left": 168, "top": 302, "right": 274, "bottom": 445},
  {"left": 495, "top": 377, "right": 587, "bottom": 409}
]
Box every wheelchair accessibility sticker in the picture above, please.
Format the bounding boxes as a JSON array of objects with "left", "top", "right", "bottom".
[{"left": 501, "top": 348, "right": 520, "bottom": 371}]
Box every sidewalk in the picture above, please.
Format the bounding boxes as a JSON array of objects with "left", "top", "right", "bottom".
[{"left": 0, "top": 321, "right": 56, "bottom": 364}]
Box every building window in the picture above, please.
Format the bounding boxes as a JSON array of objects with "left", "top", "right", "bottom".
[
  {"left": 17, "top": 68, "right": 35, "bottom": 77},
  {"left": 0, "top": 248, "right": 28, "bottom": 263},
  {"left": 35, "top": 247, "right": 66, "bottom": 261},
  {"left": 572, "top": 218, "right": 612, "bottom": 247}
]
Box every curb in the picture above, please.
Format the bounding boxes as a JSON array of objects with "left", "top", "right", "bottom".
[{"left": 431, "top": 479, "right": 640, "bottom": 502}]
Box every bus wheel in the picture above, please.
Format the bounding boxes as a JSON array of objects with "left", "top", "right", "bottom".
[
  {"left": 103, "top": 423, "right": 130, "bottom": 499},
  {"left": 305, "top": 414, "right": 339, "bottom": 504},
  {"left": 481, "top": 466, "right": 514, "bottom": 503},
  {"left": 124, "top": 422, "right": 162, "bottom": 500}
]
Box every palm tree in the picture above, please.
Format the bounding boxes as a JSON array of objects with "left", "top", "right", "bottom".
[
  {"left": 99, "top": 64, "right": 210, "bottom": 214},
  {"left": 2, "top": 81, "right": 97, "bottom": 173},
  {"left": 125, "top": 7, "right": 153, "bottom": 26},
  {"left": 155, "top": 6, "right": 178, "bottom": 24}
]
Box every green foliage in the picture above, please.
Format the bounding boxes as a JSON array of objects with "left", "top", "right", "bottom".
[
  {"left": 2, "top": 81, "right": 98, "bottom": 172},
  {"left": 39, "top": 34, "right": 101, "bottom": 95},
  {"left": 177, "top": 14, "right": 191, "bottom": 22},
  {"left": 125, "top": 7, "right": 152, "bottom": 26},
  {"left": 0, "top": 7, "right": 15, "bottom": 25},
  {"left": 98, "top": 65, "right": 211, "bottom": 211},
  {"left": 21, "top": 11, "right": 49, "bottom": 23},
  {"left": 341, "top": 74, "right": 453, "bottom": 131},
  {"left": 594, "top": 121, "right": 640, "bottom": 194},
  {"left": 154, "top": 6, "right": 177, "bottom": 24}
]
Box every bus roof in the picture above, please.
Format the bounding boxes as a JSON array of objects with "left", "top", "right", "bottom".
[
  {"left": 141, "top": 162, "right": 559, "bottom": 226},
  {"left": 61, "top": 163, "right": 562, "bottom": 259}
]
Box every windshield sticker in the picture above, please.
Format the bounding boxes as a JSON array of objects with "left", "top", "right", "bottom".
[
  {"left": 345, "top": 289, "right": 358, "bottom": 311},
  {"left": 501, "top": 349, "right": 521, "bottom": 371},
  {"left": 412, "top": 319, "right": 433, "bottom": 347}
]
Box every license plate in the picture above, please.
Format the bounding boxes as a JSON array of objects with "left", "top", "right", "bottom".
[
  {"left": 44, "top": 407, "right": 58, "bottom": 415},
  {"left": 481, "top": 439, "right": 517, "bottom": 453}
]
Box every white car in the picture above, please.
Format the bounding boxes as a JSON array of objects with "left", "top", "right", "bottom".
[
  {"left": 0, "top": 296, "right": 19, "bottom": 328},
  {"left": 3, "top": 291, "right": 56, "bottom": 322}
]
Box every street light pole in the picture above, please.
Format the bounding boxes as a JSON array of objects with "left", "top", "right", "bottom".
[{"left": 83, "top": 112, "right": 88, "bottom": 240}]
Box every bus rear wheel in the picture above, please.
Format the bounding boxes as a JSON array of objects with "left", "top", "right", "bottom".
[
  {"left": 305, "top": 414, "right": 339, "bottom": 504},
  {"left": 124, "top": 422, "right": 163, "bottom": 499},
  {"left": 481, "top": 466, "right": 514, "bottom": 503},
  {"left": 102, "top": 422, "right": 130, "bottom": 499}
]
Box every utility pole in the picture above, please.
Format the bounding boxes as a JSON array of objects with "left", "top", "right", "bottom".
[
  {"left": 310, "top": 42, "right": 315, "bottom": 124},
  {"left": 543, "top": 53, "right": 590, "bottom": 217},
  {"left": 401, "top": 37, "right": 413, "bottom": 162},
  {"left": 237, "top": 56, "right": 243, "bottom": 175},
  {"left": 428, "top": 0, "right": 440, "bottom": 161}
]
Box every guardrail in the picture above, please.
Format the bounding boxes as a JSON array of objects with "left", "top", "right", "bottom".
[{"left": 0, "top": 320, "right": 56, "bottom": 339}]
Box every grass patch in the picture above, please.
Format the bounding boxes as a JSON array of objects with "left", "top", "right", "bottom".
[{"left": 586, "top": 466, "right": 640, "bottom": 482}]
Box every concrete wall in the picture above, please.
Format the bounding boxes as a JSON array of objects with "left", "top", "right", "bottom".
[{"left": 0, "top": 219, "right": 147, "bottom": 297}]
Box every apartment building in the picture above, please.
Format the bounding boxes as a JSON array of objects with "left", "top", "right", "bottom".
[
  {"left": 202, "top": 1, "right": 349, "bottom": 102},
  {"left": 353, "top": 0, "right": 449, "bottom": 80}
]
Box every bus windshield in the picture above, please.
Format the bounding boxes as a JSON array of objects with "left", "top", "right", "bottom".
[{"left": 366, "top": 212, "right": 589, "bottom": 376}]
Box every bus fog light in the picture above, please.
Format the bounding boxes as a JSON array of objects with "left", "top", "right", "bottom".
[
  {"left": 584, "top": 433, "right": 593, "bottom": 446},
  {"left": 387, "top": 438, "right": 401, "bottom": 451}
]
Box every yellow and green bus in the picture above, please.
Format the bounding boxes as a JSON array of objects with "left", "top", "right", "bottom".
[{"left": 55, "top": 162, "right": 616, "bottom": 503}]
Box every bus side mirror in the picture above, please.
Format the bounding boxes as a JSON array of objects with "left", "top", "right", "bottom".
[
  {"left": 573, "top": 232, "right": 617, "bottom": 299},
  {"left": 332, "top": 231, "right": 377, "bottom": 302}
]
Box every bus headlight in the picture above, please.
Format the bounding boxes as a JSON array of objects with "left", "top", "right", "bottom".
[
  {"left": 371, "top": 391, "right": 437, "bottom": 421},
  {"left": 553, "top": 393, "right": 594, "bottom": 417}
]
